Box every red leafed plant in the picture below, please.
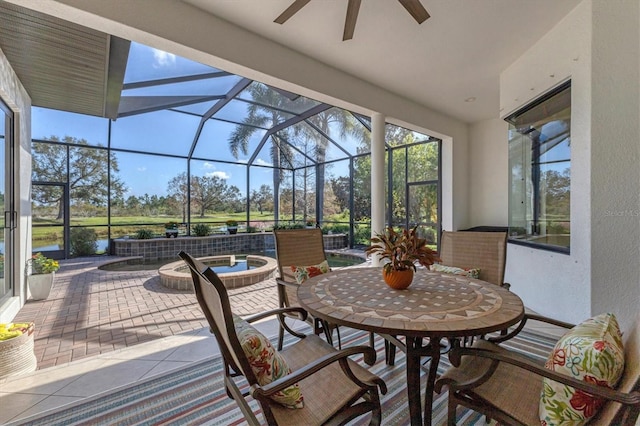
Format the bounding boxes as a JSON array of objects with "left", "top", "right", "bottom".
[{"left": 365, "top": 226, "right": 440, "bottom": 273}]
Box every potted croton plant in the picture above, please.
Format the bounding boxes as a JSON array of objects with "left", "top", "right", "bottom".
[
  {"left": 365, "top": 226, "right": 440, "bottom": 290},
  {"left": 27, "top": 253, "right": 60, "bottom": 300}
]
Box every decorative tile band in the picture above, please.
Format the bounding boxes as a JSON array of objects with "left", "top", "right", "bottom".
[{"left": 112, "top": 233, "right": 348, "bottom": 261}]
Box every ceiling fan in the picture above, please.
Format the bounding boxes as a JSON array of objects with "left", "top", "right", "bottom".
[{"left": 274, "top": 0, "right": 430, "bottom": 41}]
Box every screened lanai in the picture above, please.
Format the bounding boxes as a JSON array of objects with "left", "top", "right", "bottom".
[{"left": 29, "top": 41, "right": 441, "bottom": 258}]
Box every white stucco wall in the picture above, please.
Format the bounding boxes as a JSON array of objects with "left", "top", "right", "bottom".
[
  {"left": 501, "top": 1, "right": 592, "bottom": 324},
  {"left": 0, "top": 47, "right": 32, "bottom": 322},
  {"left": 589, "top": 0, "right": 640, "bottom": 333},
  {"left": 500, "top": 0, "right": 640, "bottom": 331},
  {"left": 468, "top": 119, "right": 508, "bottom": 228}
]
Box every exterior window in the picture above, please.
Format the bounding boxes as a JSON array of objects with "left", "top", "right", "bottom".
[{"left": 506, "top": 81, "right": 571, "bottom": 253}]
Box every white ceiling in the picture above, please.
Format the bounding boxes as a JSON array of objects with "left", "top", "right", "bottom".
[{"left": 185, "top": 0, "right": 581, "bottom": 123}]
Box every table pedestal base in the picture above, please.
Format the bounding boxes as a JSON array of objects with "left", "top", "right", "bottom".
[{"left": 382, "top": 335, "right": 443, "bottom": 426}]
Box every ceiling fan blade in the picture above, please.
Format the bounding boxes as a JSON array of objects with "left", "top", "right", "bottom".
[
  {"left": 343, "top": 0, "right": 361, "bottom": 41},
  {"left": 274, "top": 0, "right": 311, "bottom": 24},
  {"left": 398, "top": 0, "right": 430, "bottom": 24}
]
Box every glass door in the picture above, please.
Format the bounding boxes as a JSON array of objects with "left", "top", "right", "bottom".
[
  {"left": 407, "top": 182, "right": 439, "bottom": 248},
  {"left": 0, "top": 99, "right": 14, "bottom": 303},
  {"left": 31, "top": 182, "right": 68, "bottom": 260}
]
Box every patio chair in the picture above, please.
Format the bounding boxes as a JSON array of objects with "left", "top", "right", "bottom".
[
  {"left": 178, "top": 251, "right": 387, "bottom": 426},
  {"left": 273, "top": 228, "right": 341, "bottom": 350},
  {"left": 435, "top": 313, "right": 640, "bottom": 425},
  {"left": 439, "top": 230, "right": 509, "bottom": 289},
  {"left": 387, "top": 230, "right": 510, "bottom": 364}
]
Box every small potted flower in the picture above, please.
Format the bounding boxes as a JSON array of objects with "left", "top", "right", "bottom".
[
  {"left": 225, "top": 220, "right": 238, "bottom": 234},
  {"left": 305, "top": 218, "right": 316, "bottom": 229},
  {"left": 26, "top": 253, "right": 60, "bottom": 300},
  {"left": 164, "top": 221, "right": 179, "bottom": 238},
  {"left": 365, "top": 226, "right": 440, "bottom": 290}
]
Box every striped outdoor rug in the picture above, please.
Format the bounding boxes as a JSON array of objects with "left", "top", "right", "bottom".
[{"left": 15, "top": 329, "right": 556, "bottom": 426}]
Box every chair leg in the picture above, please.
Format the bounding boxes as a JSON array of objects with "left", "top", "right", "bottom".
[
  {"left": 384, "top": 339, "right": 396, "bottom": 366},
  {"left": 277, "top": 322, "right": 285, "bottom": 351},
  {"left": 369, "top": 332, "right": 375, "bottom": 349},
  {"left": 320, "top": 319, "right": 334, "bottom": 346},
  {"left": 369, "top": 390, "right": 382, "bottom": 426},
  {"left": 276, "top": 314, "right": 286, "bottom": 351},
  {"left": 447, "top": 397, "right": 457, "bottom": 426}
]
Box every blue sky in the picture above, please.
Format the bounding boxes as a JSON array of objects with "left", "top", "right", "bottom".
[
  {"left": 31, "top": 42, "right": 409, "bottom": 199},
  {"left": 30, "top": 44, "right": 282, "bottom": 198}
]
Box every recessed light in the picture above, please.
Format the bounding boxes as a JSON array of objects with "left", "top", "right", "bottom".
[{"left": 464, "top": 97, "right": 476, "bottom": 103}]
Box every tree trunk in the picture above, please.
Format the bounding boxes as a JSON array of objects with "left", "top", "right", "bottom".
[{"left": 56, "top": 200, "right": 64, "bottom": 221}]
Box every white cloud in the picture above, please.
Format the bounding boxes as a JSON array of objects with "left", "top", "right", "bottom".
[
  {"left": 254, "top": 158, "right": 273, "bottom": 167},
  {"left": 137, "top": 167, "right": 147, "bottom": 172},
  {"left": 206, "top": 171, "right": 231, "bottom": 180},
  {"left": 202, "top": 162, "right": 215, "bottom": 169},
  {"left": 152, "top": 49, "right": 176, "bottom": 68}
]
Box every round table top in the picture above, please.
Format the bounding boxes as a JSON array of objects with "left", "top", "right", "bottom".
[{"left": 297, "top": 267, "right": 525, "bottom": 338}]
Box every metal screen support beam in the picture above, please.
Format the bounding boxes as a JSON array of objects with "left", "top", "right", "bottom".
[
  {"left": 248, "top": 104, "right": 331, "bottom": 166},
  {"left": 187, "top": 78, "right": 252, "bottom": 159}
]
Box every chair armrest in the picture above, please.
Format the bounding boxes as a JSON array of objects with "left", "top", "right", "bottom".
[
  {"left": 487, "top": 312, "right": 575, "bottom": 344},
  {"left": 441, "top": 344, "right": 640, "bottom": 407},
  {"left": 276, "top": 276, "right": 299, "bottom": 289},
  {"left": 251, "top": 345, "right": 387, "bottom": 399},
  {"left": 244, "top": 307, "right": 308, "bottom": 324}
]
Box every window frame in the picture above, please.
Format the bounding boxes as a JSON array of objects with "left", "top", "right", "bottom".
[{"left": 505, "top": 80, "right": 571, "bottom": 254}]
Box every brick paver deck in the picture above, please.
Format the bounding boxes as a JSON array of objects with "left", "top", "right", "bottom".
[{"left": 13, "top": 257, "right": 279, "bottom": 369}]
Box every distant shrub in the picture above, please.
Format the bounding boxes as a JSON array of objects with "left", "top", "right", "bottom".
[
  {"left": 246, "top": 226, "right": 257, "bottom": 233},
  {"left": 272, "top": 222, "right": 304, "bottom": 230},
  {"left": 354, "top": 225, "right": 372, "bottom": 245},
  {"left": 322, "top": 224, "right": 350, "bottom": 235},
  {"left": 422, "top": 227, "right": 436, "bottom": 244},
  {"left": 135, "top": 229, "right": 155, "bottom": 239},
  {"left": 192, "top": 223, "right": 211, "bottom": 237},
  {"left": 70, "top": 228, "right": 98, "bottom": 257}
]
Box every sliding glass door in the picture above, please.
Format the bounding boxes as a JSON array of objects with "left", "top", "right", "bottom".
[{"left": 0, "top": 99, "right": 14, "bottom": 303}]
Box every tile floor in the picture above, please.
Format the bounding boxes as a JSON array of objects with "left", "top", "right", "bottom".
[{"left": 12, "top": 256, "right": 280, "bottom": 369}]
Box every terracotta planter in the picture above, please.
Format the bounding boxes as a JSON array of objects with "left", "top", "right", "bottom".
[
  {"left": 382, "top": 268, "right": 414, "bottom": 290},
  {"left": 28, "top": 272, "right": 55, "bottom": 300}
]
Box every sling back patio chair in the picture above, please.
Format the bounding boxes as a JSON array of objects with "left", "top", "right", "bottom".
[
  {"left": 386, "top": 230, "right": 510, "bottom": 364},
  {"left": 178, "top": 251, "right": 387, "bottom": 426},
  {"left": 273, "top": 228, "right": 341, "bottom": 350},
  {"left": 439, "top": 230, "right": 509, "bottom": 289},
  {"left": 435, "top": 312, "right": 640, "bottom": 425}
]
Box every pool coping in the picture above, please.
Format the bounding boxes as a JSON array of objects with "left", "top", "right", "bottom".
[{"left": 158, "top": 255, "right": 278, "bottom": 291}]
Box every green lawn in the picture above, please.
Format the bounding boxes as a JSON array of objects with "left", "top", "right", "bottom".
[{"left": 32, "top": 212, "right": 282, "bottom": 243}]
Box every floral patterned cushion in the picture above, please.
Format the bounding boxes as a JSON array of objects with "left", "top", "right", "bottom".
[
  {"left": 539, "top": 313, "right": 625, "bottom": 425},
  {"left": 290, "top": 260, "right": 330, "bottom": 284},
  {"left": 233, "top": 315, "right": 304, "bottom": 409},
  {"left": 431, "top": 263, "right": 480, "bottom": 279}
]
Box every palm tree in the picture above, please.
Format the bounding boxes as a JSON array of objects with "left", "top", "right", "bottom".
[
  {"left": 228, "top": 83, "right": 311, "bottom": 221},
  {"left": 228, "top": 83, "right": 368, "bottom": 223},
  {"left": 304, "top": 108, "right": 362, "bottom": 223}
]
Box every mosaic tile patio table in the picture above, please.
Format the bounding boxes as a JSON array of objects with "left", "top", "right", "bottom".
[{"left": 298, "top": 267, "right": 524, "bottom": 426}]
